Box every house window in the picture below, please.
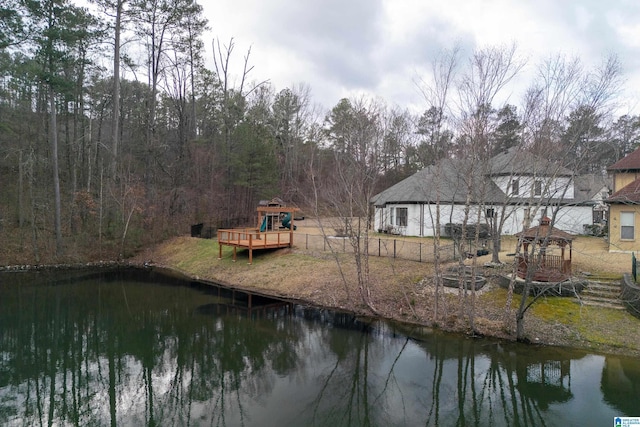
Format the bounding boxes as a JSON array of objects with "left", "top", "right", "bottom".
[
  {"left": 621, "top": 212, "right": 635, "bottom": 240},
  {"left": 486, "top": 208, "right": 495, "bottom": 219},
  {"left": 534, "top": 180, "right": 543, "bottom": 196},
  {"left": 396, "top": 207, "right": 408, "bottom": 227},
  {"left": 593, "top": 210, "right": 604, "bottom": 224},
  {"left": 511, "top": 179, "right": 519, "bottom": 196}
]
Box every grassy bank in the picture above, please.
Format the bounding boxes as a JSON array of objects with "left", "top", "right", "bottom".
[{"left": 132, "top": 235, "right": 640, "bottom": 357}]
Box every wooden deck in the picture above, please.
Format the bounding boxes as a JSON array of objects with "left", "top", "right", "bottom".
[{"left": 217, "top": 228, "right": 294, "bottom": 264}]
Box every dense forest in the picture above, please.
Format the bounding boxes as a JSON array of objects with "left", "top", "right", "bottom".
[{"left": 1, "top": 0, "right": 640, "bottom": 264}]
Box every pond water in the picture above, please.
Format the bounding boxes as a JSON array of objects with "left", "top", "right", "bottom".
[{"left": 0, "top": 268, "right": 639, "bottom": 426}]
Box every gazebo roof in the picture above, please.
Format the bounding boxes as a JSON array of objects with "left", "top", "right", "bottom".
[{"left": 515, "top": 217, "right": 574, "bottom": 243}]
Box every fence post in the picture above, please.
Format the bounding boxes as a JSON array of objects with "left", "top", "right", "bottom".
[
  {"left": 393, "top": 239, "right": 396, "bottom": 258},
  {"left": 633, "top": 252, "right": 637, "bottom": 282},
  {"left": 419, "top": 242, "right": 422, "bottom": 263}
]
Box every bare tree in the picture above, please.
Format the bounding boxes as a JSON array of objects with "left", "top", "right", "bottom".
[
  {"left": 92, "top": 0, "right": 128, "bottom": 180},
  {"left": 451, "top": 44, "right": 525, "bottom": 331},
  {"left": 270, "top": 84, "right": 315, "bottom": 199},
  {"left": 417, "top": 46, "right": 460, "bottom": 323},
  {"left": 416, "top": 44, "right": 524, "bottom": 330},
  {"left": 507, "top": 54, "right": 622, "bottom": 340},
  {"left": 310, "top": 96, "right": 386, "bottom": 313},
  {"left": 131, "top": 0, "right": 207, "bottom": 186},
  {"left": 210, "top": 37, "right": 271, "bottom": 223}
]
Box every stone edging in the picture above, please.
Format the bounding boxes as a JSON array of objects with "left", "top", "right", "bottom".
[
  {"left": 0, "top": 260, "right": 129, "bottom": 272},
  {"left": 621, "top": 273, "right": 640, "bottom": 319}
]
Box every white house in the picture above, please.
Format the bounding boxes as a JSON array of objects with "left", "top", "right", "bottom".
[{"left": 371, "top": 148, "right": 608, "bottom": 237}]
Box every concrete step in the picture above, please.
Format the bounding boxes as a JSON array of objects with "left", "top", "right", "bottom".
[
  {"left": 582, "top": 282, "right": 621, "bottom": 296},
  {"left": 575, "top": 280, "right": 625, "bottom": 309},
  {"left": 580, "top": 293, "right": 622, "bottom": 303},
  {"left": 582, "top": 288, "right": 621, "bottom": 298},
  {"left": 578, "top": 273, "right": 624, "bottom": 283},
  {"left": 583, "top": 281, "right": 620, "bottom": 289},
  {"left": 577, "top": 298, "right": 626, "bottom": 310},
  {"left": 586, "top": 280, "right": 622, "bottom": 287},
  {"left": 577, "top": 294, "right": 625, "bottom": 309}
]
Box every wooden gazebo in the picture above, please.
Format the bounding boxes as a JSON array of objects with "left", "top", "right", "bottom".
[{"left": 515, "top": 216, "right": 573, "bottom": 282}]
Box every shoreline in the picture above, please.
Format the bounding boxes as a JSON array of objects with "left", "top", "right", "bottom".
[
  {"left": 4, "top": 235, "right": 640, "bottom": 358},
  {"left": 128, "top": 236, "right": 640, "bottom": 358},
  {"left": 139, "top": 259, "right": 640, "bottom": 358}
]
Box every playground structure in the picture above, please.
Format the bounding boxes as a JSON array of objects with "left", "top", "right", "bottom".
[{"left": 217, "top": 200, "right": 300, "bottom": 264}]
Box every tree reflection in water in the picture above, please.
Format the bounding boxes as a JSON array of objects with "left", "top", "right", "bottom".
[{"left": 0, "top": 268, "right": 638, "bottom": 426}]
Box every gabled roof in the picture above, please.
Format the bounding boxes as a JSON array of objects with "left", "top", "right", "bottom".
[
  {"left": 372, "top": 148, "right": 600, "bottom": 207},
  {"left": 574, "top": 174, "right": 609, "bottom": 203},
  {"left": 371, "top": 158, "right": 505, "bottom": 206},
  {"left": 489, "top": 147, "right": 573, "bottom": 177},
  {"left": 607, "top": 147, "right": 640, "bottom": 171},
  {"left": 606, "top": 177, "right": 640, "bottom": 204}
]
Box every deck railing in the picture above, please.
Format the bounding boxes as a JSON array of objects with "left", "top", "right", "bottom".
[
  {"left": 217, "top": 228, "right": 292, "bottom": 247},
  {"left": 516, "top": 253, "right": 571, "bottom": 280},
  {"left": 217, "top": 228, "right": 259, "bottom": 244}
]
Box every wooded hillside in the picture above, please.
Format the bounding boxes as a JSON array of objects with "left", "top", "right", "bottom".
[{"left": 1, "top": 0, "right": 639, "bottom": 264}]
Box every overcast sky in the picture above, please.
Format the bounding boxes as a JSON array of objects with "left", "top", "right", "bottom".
[{"left": 201, "top": 0, "right": 640, "bottom": 115}]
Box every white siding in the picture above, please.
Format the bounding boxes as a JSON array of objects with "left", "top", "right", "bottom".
[
  {"left": 491, "top": 175, "right": 574, "bottom": 199},
  {"left": 553, "top": 206, "right": 593, "bottom": 234},
  {"left": 373, "top": 160, "right": 592, "bottom": 238},
  {"left": 376, "top": 204, "right": 492, "bottom": 237},
  {"left": 500, "top": 205, "right": 591, "bottom": 235},
  {"left": 375, "top": 203, "right": 593, "bottom": 236}
]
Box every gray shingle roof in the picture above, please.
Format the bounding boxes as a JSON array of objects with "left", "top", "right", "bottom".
[
  {"left": 489, "top": 147, "right": 574, "bottom": 176},
  {"left": 372, "top": 149, "right": 606, "bottom": 207},
  {"left": 574, "top": 174, "right": 609, "bottom": 203},
  {"left": 372, "top": 157, "right": 505, "bottom": 206}
]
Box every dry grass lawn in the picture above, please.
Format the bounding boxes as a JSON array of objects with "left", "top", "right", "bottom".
[{"left": 297, "top": 218, "right": 632, "bottom": 277}]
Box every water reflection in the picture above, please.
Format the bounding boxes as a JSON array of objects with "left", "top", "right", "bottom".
[
  {"left": 602, "top": 356, "right": 640, "bottom": 415},
  {"left": 0, "top": 269, "right": 638, "bottom": 426}
]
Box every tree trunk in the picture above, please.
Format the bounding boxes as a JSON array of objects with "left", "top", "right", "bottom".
[
  {"left": 49, "top": 89, "right": 63, "bottom": 256},
  {"left": 111, "top": 0, "right": 123, "bottom": 180},
  {"left": 18, "top": 150, "right": 24, "bottom": 230}
]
